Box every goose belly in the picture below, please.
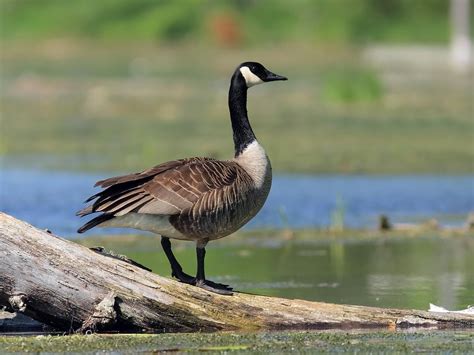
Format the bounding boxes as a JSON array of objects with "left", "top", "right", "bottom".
[
  {"left": 170, "top": 184, "right": 271, "bottom": 241},
  {"left": 99, "top": 213, "right": 189, "bottom": 240}
]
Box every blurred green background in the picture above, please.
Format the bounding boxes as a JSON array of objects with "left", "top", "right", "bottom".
[
  {"left": 2, "top": 0, "right": 471, "bottom": 43},
  {"left": 1, "top": 0, "right": 473, "bottom": 173}
]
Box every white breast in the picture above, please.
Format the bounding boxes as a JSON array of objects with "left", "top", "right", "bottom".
[{"left": 234, "top": 140, "right": 271, "bottom": 189}]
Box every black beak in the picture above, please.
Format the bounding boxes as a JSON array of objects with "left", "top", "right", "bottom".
[{"left": 264, "top": 70, "right": 288, "bottom": 82}]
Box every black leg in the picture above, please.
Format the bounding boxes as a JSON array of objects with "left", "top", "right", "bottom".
[
  {"left": 195, "top": 245, "right": 233, "bottom": 295},
  {"left": 160, "top": 236, "right": 194, "bottom": 284},
  {"left": 196, "top": 247, "right": 206, "bottom": 281}
]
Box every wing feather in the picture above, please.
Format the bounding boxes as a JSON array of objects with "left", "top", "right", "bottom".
[
  {"left": 114, "top": 196, "right": 155, "bottom": 216},
  {"left": 77, "top": 158, "right": 251, "bottom": 227}
]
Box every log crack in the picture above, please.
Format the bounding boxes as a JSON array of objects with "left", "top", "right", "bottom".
[{"left": 79, "top": 291, "right": 118, "bottom": 333}]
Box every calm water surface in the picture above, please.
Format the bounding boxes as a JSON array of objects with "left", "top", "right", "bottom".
[
  {"left": 124, "top": 236, "right": 473, "bottom": 311},
  {"left": 1, "top": 169, "right": 472, "bottom": 236}
]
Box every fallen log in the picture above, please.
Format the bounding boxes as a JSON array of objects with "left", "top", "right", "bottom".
[{"left": 0, "top": 212, "right": 472, "bottom": 333}]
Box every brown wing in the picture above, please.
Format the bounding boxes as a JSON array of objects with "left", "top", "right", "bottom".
[{"left": 77, "top": 157, "right": 245, "bottom": 221}]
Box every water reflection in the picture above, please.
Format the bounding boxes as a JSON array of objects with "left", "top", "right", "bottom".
[{"left": 125, "top": 236, "right": 473, "bottom": 310}]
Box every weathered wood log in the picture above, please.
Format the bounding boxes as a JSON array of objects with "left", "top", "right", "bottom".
[{"left": 0, "top": 212, "right": 472, "bottom": 333}]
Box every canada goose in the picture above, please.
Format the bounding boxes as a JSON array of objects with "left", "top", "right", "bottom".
[{"left": 77, "top": 62, "right": 287, "bottom": 295}]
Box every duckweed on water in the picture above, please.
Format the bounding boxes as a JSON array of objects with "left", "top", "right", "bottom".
[{"left": 1, "top": 331, "right": 473, "bottom": 353}]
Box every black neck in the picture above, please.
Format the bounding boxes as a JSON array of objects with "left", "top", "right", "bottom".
[{"left": 228, "top": 72, "right": 256, "bottom": 156}]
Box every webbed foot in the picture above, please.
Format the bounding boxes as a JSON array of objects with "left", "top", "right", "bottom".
[
  {"left": 172, "top": 269, "right": 195, "bottom": 285},
  {"left": 195, "top": 279, "right": 233, "bottom": 295}
]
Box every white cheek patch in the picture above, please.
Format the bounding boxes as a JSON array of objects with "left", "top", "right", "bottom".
[{"left": 240, "top": 66, "right": 264, "bottom": 87}]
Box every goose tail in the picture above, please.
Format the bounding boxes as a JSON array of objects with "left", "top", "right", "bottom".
[{"left": 77, "top": 214, "right": 114, "bottom": 234}]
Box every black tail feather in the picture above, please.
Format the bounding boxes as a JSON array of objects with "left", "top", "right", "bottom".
[
  {"left": 76, "top": 205, "right": 93, "bottom": 217},
  {"left": 77, "top": 214, "right": 114, "bottom": 234}
]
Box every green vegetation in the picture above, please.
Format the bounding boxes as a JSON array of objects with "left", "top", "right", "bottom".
[
  {"left": 323, "top": 68, "right": 383, "bottom": 103},
  {"left": 1, "top": 331, "right": 473, "bottom": 353},
  {"left": 1, "top": 1, "right": 472, "bottom": 174},
  {"left": 1, "top": 42, "right": 472, "bottom": 174},
  {"left": 1, "top": 0, "right": 466, "bottom": 44},
  {"left": 329, "top": 194, "right": 346, "bottom": 230}
]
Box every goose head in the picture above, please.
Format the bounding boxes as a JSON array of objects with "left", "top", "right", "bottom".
[{"left": 237, "top": 62, "right": 287, "bottom": 88}]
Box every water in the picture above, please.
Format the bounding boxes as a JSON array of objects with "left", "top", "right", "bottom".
[
  {"left": 0, "top": 169, "right": 473, "bottom": 236},
  {"left": 114, "top": 235, "right": 474, "bottom": 311}
]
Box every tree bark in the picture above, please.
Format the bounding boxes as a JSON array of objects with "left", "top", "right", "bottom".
[{"left": 0, "top": 212, "right": 472, "bottom": 333}]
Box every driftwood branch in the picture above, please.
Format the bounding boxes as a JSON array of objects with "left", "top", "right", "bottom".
[{"left": 0, "top": 212, "right": 472, "bottom": 333}]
